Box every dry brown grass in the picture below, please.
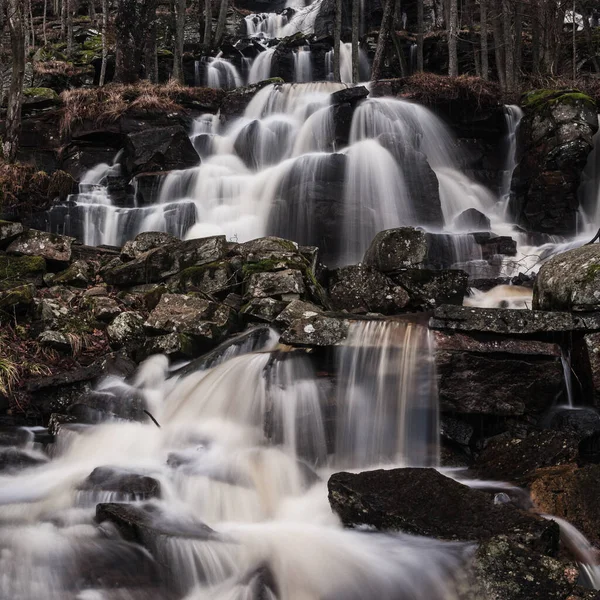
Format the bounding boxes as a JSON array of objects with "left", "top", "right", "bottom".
[
  {"left": 60, "top": 81, "right": 225, "bottom": 136},
  {"left": 394, "top": 72, "right": 503, "bottom": 110}
]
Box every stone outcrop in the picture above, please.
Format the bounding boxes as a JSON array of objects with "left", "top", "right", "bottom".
[{"left": 509, "top": 90, "right": 599, "bottom": 235}]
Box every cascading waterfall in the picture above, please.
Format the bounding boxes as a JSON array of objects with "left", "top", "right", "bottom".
[
  {"left": 500, "top": 105, "right": 524, "bottom": 205},
  {"left": 325, "top": 42, "right": 371, "bottom": 83},
  {"left": 201, "top": 55, "right": 243, "bottom": 90},
  {"left": 0, "top": 321, "right": 476, "bottom": 599},
  {"left": 294, "top": 46, "right": 313, "bottom": 83},
  {"left": 247, "top": 47, "right": 276, "bottom": 84}
]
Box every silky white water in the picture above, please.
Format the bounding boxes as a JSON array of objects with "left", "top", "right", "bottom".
[{"left": 0, "top": 320, "right": 475, "bottom": 599}]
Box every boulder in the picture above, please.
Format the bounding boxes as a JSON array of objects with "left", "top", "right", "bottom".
[
  {"left": 550, "top": 408, "right": 600, "bottom": 438},
  {"left": 124, "top": 126, "right": 200, "bottom": 176},
  {"left": 7, "top": 230, "right": 75, "bottom": 265},
  {"left": 390, "top": 269, "right": 468, "bottom": 310},
  {"left": 121, "top": 231, "right": 180, "bottom": 260},
  {"left": 0, "top": 220, "right": 24, "bottom": 247},
  {"left": 473, "top": 431, "right": 580, "bottom": 483},
  {"left": 275, "top": 299, "right": 323, "bottom": 326},
  {"left": 0, "top": 254, "right": 46, "bottom": 285},
  {"left": 472, "top": 534, "right": 592, "bottom": 600},
  {"left": 104, "top": 236, "right": 228, "bottom": 286},
  {"left": 454, "top": 208, "right": 491, "bottom": 232},
  {"left": 241, "top": 297, "right": 287, "bottom": 322},
  {"left": 509, "top": 90, "right": 598, "bottom": 235},
  {"left": 79, "top": 467, "right": 161, "bottom": 500},
  {"left": 52, "top": 260, "right": 91, "bottom": 287},
  {"left": 140, "top": 333, "right": 200, "bottom": 360},
  {"left": 363, "top": 227, "right": 429, "bottom": 272},
  {"left": 280, "top": 313, "right": 350, "bottom": 346},
  {"left": 107, "top": 311, "right": 146, "bottom": 347},
  {"left": 0, "top": 283, "right": 36, "bottom": 312},
  {"left": 38, "top": 330, "right": 72, "bottom": 352},
  {"left": 246, "top": 269, "right": 305, "bottom": 299},
  {"left": 173, "top": 262, "right": 239, "bottom": 297},
  {"left": 430, "top": 304, "right": 600, "bottom": 336},
  {"left": 534, "top": 244, "right": 600, "bottom": 312},
  {"left": 435, "top": 331, "right": 565, "bottom": 415},
  {"left": 89, "top": 296, "right": 122, "bottom": 322},
  {"left": 144, "top": 294, "right": 234, "bottom": 342},
  {"left": 0, "top": 447, "right": 48, "bottom": 472},
  {"left": 328, "top": 265, "right": 409, "bottom": 314},
  {"left": 530, "top": 464, "right": 600, "bottom": 544},
  {"left": 328, "top": 468, "right": 559, "bottom": 553},
  {"left": 581, "top": 332, "right": 600, "bottom": 405}
]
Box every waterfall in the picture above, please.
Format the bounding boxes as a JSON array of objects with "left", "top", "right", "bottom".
[
  {"left": 500, "top": 105, "right": 524, "bottom": 205},
  {"left": 202, "top": 55, "right": 243, "bottom": 90},
  {"left": 244, "top": 13, "right": 288, "bottom": 38},
  {"left": 248, "top": 47, "right": 276, "bottom": 84},
  {"left": 294, "top": 46, "right": 313, "bottom": 83},
  {"left": 325, "top": 42, "right": 371, "bottom": 83},
  {"left": 335, "top": 320, "right": 440, "bottom": 468},
  {"left": 579, "top": 116, "right": 600, "bottom": 230}
]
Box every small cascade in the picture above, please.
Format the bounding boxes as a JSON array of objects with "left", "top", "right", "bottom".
[
  {"left": 561, "top": 348, "right": 575, "bottom": 407},
  {"left": 335, "top": 320, "right": 440, "bottom": 468},
  {"left": 280, "top": 0, "right": 324, "bottom": 37},
  {"left": 409, "top": 43, "right": 417, "bottom": 73},
  {"left": 248, "top": 47, "right": 276, "bottom": 84},
  {"left": 500, "top": 105, "right": 524, "bottom": 205},
  {"left": 325, "top": 42, "right": 371, "bottom": 83},
  {"left": 294, "top": 46, "right": 313, "bottom": 82},
  {"left": 201, "top": 55, "right": 243, "bottom": 90},
  {"left": 579, "top": 116, "right": 600, "bottom": 229}
]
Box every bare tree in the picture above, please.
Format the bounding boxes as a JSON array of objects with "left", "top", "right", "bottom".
[
  {"left": 502, "top": 0, "right": 514, "bottom": 92},
  {"left": 417, "top": 0, "right": 424, "bottom": 71},
  {"left": 448, "top": 0, "right": 458, "bottom": 76},
  {"left": 371, "top": 0, "right": 395, "bottom": 81},
  {"left": 66, "top": 0, "right": 75, "bottom": 56},
  {"left": 203, "top": 0, "right": 212, "bottom": 51},
  {"left": 43, "top": 0, "right": 48, "bottom": 45},
  {"left": 333, "top": 0, "right": 342, "bottom": 81},
  {"left": 214, "top": 0, "right": 230, "bottom": 48},
  {"left": 99, "top": 0, "right": 108, "bottom": 85},
  {"left": 351, "top": 0, "right": 359, "bottom": 82},
  {"left": 173, "top": 0, "right": 186, "bottom": 82},
  {"left": 480, "top": 0, "right": 489, "bottom": 79},
  {"left": 580, "top": 0, "right": 600, "bottom": 72},
  {"left": 3, "top": 0, "right": 25, "bottom": 162},
  {"left": 492, "top": 0, "right": 505, "bottom": 88}
]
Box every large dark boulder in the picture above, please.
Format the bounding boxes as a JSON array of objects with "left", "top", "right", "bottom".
[
  {"left": 124, "top": 126, "right": 200, "bottom": 176},
  {"left": 534, "top": 244, "right": 600, "bottom": 312},
  {"left": 508, "top": 90, "right": 598, "bottom": 235},
  {"left": 79, "top": 467, "right": 161, "bottom": 500},
  {"left": 328, "top": 468, "right": 559, "bottom": 553},
  {"left": 435, "top": 331, "right": 565, "bottom": 415},
  {"left": 390, "top": 268, "right": 468, "bottom": 310}
]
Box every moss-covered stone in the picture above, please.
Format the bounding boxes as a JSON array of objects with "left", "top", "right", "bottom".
[
  {"left": 23, "top": 87, "right": 59, "bottom": 101},
  {"left": 0, "top": 284, "right": 36, "bottom": 311},
  {"left": 521, "top": 89, "right": 596, "bottom": 112},
  {"left": 0, "top": 255, "right": 46, "bottom": 281}
]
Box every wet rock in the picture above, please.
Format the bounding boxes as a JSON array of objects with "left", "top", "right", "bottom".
[
  {"left": 280, "top": 314, "right": 350, "bottom": 347},
  {"left": 96, "top": 503, "right": 217, "bottom": 546},
  {"left": 47, "top": 413, "right": 79, "bottom": 435},
  {"left": 530, "top": 464, "right": 600, "bottom": 544},
  {"left": 80, "top": 467, "right": 161, "bottom": 499},
  {"left": 550, "top": 408, "right": 600, "bottom": 438},
  {"left": 330, "top": 86, "right": 370, "bottom": 105},
  {"left": 0, "top": 283, "right": 36, "bottom": 312},
  {"left": 509, "top": 90, "right": 598, "bottom": 236},
  {"left": 435, "top": 331, "right": 564, "bottom": 415},
  {"left": 430, "top": 304, "right": 600, "bottom": 336},
  {"left": 328, "top": 468, "right": 559, "bottom": 553},
  {"left": 104, "top": 236, "right": 228, "bottom": 286},
  {"left": 472, "top": 534, "right": 590, "bottom": 600},
  {"left": 473, "top": 431, "right": 580, "bottom": 483},
  {"left": 144, "top": 294, "right": 234, "bottom": 342},
  {"left": 174, "top": 262, "right": 238, "bottom": 297},
  {"left": 454, "top": 208, "right": 491, "bottom": 232},
  {"left": 124, "top": 126, "right": 200, "bottom": 176},
  {"left": 38, "top": 330, "right": 72, "bottom": 352},
  {"left": 534, "top": 244, "right": 600, "bottom": 312},
  {"left": 52, "top": 260, "right": 91, "bottom": 287},
  {"left": 107, "top": 311, "right": 146, "bottom": 346},
  {"left": 0, "top": 447, "right": 47, "bottom": 472},
  {"left": 7, "top": 229, "right": 75, "bottom": 266},
  {"left": 275, "top": 299, "right": 323, "bottom": 326},
  {"left": 440, "top": 415, "right": 474, "bottom": 447},
  {"left": 239, "top": 236, "right": 299, "bottom": 262},
  {"left": 0, "top": 220, "right": 24, "bottom": 247},
  {"left": 0, "top": 427, "right": 32, "bottom": 447},
  {"left": 329, "top": 265, "right": 409, "bottom": 314},
  {"left": 141, "top": 333, "right": 199, "bottom": 359},
  {"left": 390, "top": 269, "right": 469, "bottom": 310},
  {"left": 246, "top": 269, "right": 305, "bottom": 299},
  {"left": 581, "top": 333, "right": 600, "bottom": 405},
  {"left": 241, "top": 297, "right": 287, "bottom": 322},
  {"left": 89, "top": 296, "right": 122, "bottom": 322},
  {"left": 363, "top": 227, "right": 429, "bottom": 272},
  {"left": 0, "top": 254, "right": 46, "bottom": 285},
  {"left": 121, "top": 232, "right": 180, "bottom": 260}
]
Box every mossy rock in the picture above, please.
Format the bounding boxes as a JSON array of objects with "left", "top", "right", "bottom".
[
  {"left": 521, "top": 89, "right": 596, "bottom": 112},
  {"left": 0, "top": 255, "right": 46, "bottom": 282},
  {"left": 0, "top": 284, "right": 36, "bottom": 311},
  {"left": 83, "top": 34, "right": 103, "bottom": 52},
  {"left": 23, "top": 88, "right": 60, "bottom": 106}
]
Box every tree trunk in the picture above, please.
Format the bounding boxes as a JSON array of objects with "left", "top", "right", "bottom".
[
  {"left": 371, "top": 0, "right": 395, "bottom": 81},
  {"left": 214, "top": 0, "right": 229, "bottom": 48},
  {"left": 89, "top": 0, "right": 96, "bottom": 24},
  {"left": 581, "top": 1, "right": 600, "bottom": 72},
  {"left": 573, "top": 0, "right": 577, "bottom": 81},
  {"left": 61, "top": 0, "right": 66, "bottom": 39},
  {"left": 4, "top": 0, "right": 25, "bottom": 162},
  {"left": 502, "top": 0, "right": 514, "bottom": 92},
  {"left": 492, "top": 0, "right": 505, "bottom": 89},
  {"left": 203, "top": 0, "right": 212, "bottom": 50},
  {"left": 480, "top": 0, "right": 488, "bottom": 79},
  {"left": 333, "top": 0, "right": 342, "bottom": 81},
  {"left": 513, "top": 0, "right": 522, "bottom": 87},
  {"left": 352, "top": 0, "right": 360, "bottom": 82},
  {"left": 28, "top": 0, "right": 34, "bottom": 49},
  {"left": 99, "top": 0, "right": 108, "bottom": 85},
  {"left": 417, "top": 0, "right": 424, "bottom": 71},
  {"left": 173, "top": 0, "right": 186, "bottom": 82},
  {"left": 448, "top": 0, "right": 458, "bottom": 76},
  {"left": 66, "top": 0, "right": 74, "bottom": 56},
  {"left": 531, "top": 0, "right": 541, "bottom": 74},
  {"left": 43, "top": 0, "right": 48, "bottom": 45}
]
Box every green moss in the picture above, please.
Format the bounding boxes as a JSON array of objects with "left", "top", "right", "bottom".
[
  {"left": 242, "top": 259, "right": 289, "bottom": 277},
  {"left": 75, "top": 49, "right": 99, "bottom": 65},
  {"left": 522, "top": 89, "right": 596, "bottom": 112},
  {"left": 0, "top": 284, "right": 35, "bottom": 310},
  {"left": 585, "top": 263, "right": 600, "bottom": 283},
  {"left": 83, "top": 34, "right": 103, "bottom": 52},
  {"left": 0, "top": 255, "right": 46, "bottom": 280},
  {"left": 24, "top": 87, "right": 59, "bottom": 100}
]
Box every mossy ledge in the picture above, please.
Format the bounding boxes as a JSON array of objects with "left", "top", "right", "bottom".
[{"left": 521, "top": 89, "right": 596, "bottom": 112}]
